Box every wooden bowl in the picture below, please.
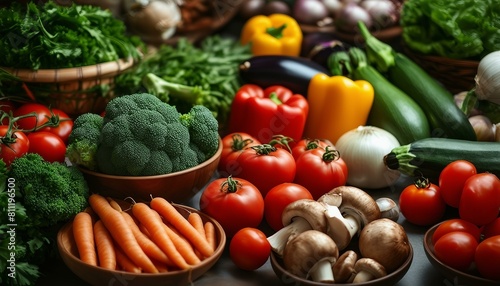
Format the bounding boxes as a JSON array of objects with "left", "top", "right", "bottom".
[
  {"left": 270, "top": 244, "right": 413, "bottom": 286},
  {"left": 423, "top": 223, "right": 500, "bottom": 285},
  {"left": 79, "top": 138, "right": 222, "bottom": 203},
  {"left": 57, "top": 204, "right": 226, "bottom": 286}
]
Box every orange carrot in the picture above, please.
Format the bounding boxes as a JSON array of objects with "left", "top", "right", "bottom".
[
  {"left": 131, "top": 202, "right": 190, "bottom": 270},
  {"left": 150, "top": 197, "right": 214, "bottom": 258},
  {"left": 107, "top": 198, "right": 123, "bottom": 212},
  {"left": 88, "top": 194, "right": 158, "bottom": 273},
  {"left": 162, "top": 221, "right": 201, "bottom": 265},
  {"left": 114, "top": 243, "right": 141, "bottom": 273},
  {"left": 188, "top": 212, "right": 206, "bottom": 239},
  {"left": 204, "top": 221, "right": 217, "bottom": 252},
  {"left": 121, "top": 211, "right": 171, "bottom": 265},
  {"left": 93, "top": 220, "right": 116, "bottom": 270},
  {"left": 151, "top": 259, "right": 169, "bottom": 273},
  {"left": 73, "top": 212, "right": 97, "bottom": 266}
]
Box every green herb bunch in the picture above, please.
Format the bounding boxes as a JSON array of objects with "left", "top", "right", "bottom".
[{"left": 0, "top": 1, "right": 143, "bottom": 70}]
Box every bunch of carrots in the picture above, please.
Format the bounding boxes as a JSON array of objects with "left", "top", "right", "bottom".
[{"left": 71, "top": 193, "right": 217, "bottom": 273}]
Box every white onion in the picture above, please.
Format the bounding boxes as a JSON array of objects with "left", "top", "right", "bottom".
[
  {"left": 475, "top": 50, "right": 500, "bottom": 105},
  {"left": 335, "top": 126, "right": 401, "bottom": 189}
]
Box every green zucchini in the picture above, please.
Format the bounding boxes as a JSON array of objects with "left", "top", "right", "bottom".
[
  {"left": 358, "top": 22, "right": 477, "bottom": 141},
  {"left": 384, "top": 138, "right": 500, "bottom": 179},
  {"left": 329, "top": 48, "right": 431, "bottom": 145}
]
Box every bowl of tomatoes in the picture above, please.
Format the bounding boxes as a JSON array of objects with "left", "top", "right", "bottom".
[
  {"left": 423, "top": 220, "right": 500, "bottom": 285},
  {"left": 57, "top": 199, "right": 226, "bottom": 286}
]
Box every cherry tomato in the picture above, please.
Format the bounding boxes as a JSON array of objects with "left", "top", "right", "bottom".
[
  {"left": 432, "top": 219, "right": 481, "bottom": 244},
  {"left": 229, "top": 227, "right": 271, "bottom": 271},
  {"left": 13, "top": 103, "right": 51, "bottom": 131},
  {"left": 291, "top": 138, "right": 333, "bottom": 161},
  {"left": 233, "top": 144, "right": 296, "bottom": 197},
  {"left": 0, "top": 100, "right": 16, "bottom": 125},
  {"left": 39, "top": 108, "right": 74, "bottom": 144},
  {"left": 199, "top": 176, "right": 264, "bottom": 237},
  {"left": 27, "top": 131, "right": 66, "bottom": 163},
  {"left": 399, "top": 177, "right": 446, "bottom": 226},
  {"left": 264, "top": 183, "right": 313, "bottom": 231},
  {"left": 0, "top": 125, "right": 29, "bottom": 166},
  {"left": 433, "top": 231, "right": 478, "bottom": 272},
  {"left": 475, "top": 235, "right": 500, "bottom": 280},
  {"left": 293, "top": 146, "right": 347, "bottom": 200},
  {"left": 459, "top": 173, "right": 500, "bottom": 226},
  {"left": 438, "top": 160, "right": 477, "bottom": 208},
  {"left": 218, "top": 132, "right": 261, "bottom": 176},
  {"left": 482, "top": 217, "right": 500, "bottom": 239}
]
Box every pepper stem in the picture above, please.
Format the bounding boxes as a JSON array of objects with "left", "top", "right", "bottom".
[
  {"left": 268, "top": 92, "right": 282, "bottom": 105},
  {"left": 266, "top": 24, "right": 287, "bottom": 39}
]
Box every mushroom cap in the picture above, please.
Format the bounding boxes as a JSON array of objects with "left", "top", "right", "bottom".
[
  {"left": 359, "top": 218, "right": 411, "bottom": 273},
  {"left": 354, "top": 258, "right": 387, "bottom": 279},
  {"left": 332, "top": 250, "right": 358, "bottom": 283},
  {"left": 283, "top": 230, "right": 339, "bottom": 279},
  {"left": 317, "top": 191, "right": 342, "bottom": 207},
  {"left": 330, "top": 186, "right": 381, "bottom": 228},
  {"left": 376, "top": 197, "right": 400, "bottom": 222},
  {"left": 281, "top": 199, "right": 328, "bottom": 233}
]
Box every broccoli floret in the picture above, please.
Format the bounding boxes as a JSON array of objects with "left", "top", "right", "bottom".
[
  {"left": 97, "top": 93, "right": 198, "bottom": 176},
  {"left": 66, "top": 113, "right": 103, "bottom": 170},
  {"left": 9, "top": 153, "right": 89, "bottom": 227},
  {"left": 180, "top": 105, "right": 220, "bottom": 162}
]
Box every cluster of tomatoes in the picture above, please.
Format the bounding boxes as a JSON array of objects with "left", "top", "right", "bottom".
[
  {"left": 0, "top": 101, "right": 74, "bottom": 166},
  {"left": 199, "top": 132, "right": 349, "bottom": 270},
  {"left": 398, "top": 160, "right": 500, "bottom": 280}
]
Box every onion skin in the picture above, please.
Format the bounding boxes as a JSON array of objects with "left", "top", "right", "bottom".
[
  {"left": 335, "top": 2, "right": 372, "bottom": 33},
  {"left": 469, "top": 115, "right": 496, "bottom": 142},
  {"left": 293, "top": 0, "right": 330, "bottom": 26}
]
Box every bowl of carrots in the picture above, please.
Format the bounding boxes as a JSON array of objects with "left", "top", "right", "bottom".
[{"left": 57, "top": 194, "right": 226, "bottom": 286}]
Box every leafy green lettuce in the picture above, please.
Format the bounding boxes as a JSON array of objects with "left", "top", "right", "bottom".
[{"left": 401, "top": 0, "right": 500, "bottom": 60}]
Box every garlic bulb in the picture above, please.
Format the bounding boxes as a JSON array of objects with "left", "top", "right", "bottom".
[
  {"left": 474, "top": 50, "right": 500, "bottom": 105},
  {"left": 468, "top": 115, "right": 495, "bottom": 141},
  {"left": 335, "top": 126, "right": 401, "bottom": 189}
]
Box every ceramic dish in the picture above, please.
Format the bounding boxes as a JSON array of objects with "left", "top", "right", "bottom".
[
  {"left": 423, "top": 223, "right": 500, "bottom": 286},
  {"left": 57, "top": 204, "right": 226, "bottom": 286}
]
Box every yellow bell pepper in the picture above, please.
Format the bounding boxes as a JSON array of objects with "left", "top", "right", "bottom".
[
  {"left": 240, "top": 14, "right": 303, "bottom": 56},
  {"left": 303, "top": 73, "right": 375, "bottom": 144}
]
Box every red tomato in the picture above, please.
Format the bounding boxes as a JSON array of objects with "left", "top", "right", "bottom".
[
  {"left": 291, "top": 138, "right": 333, "bottom": 161},
  {"left": 438, "top": 160, "right": 477, "bottom": 208},
  {"left": 482, "top": 217, "right": 500, "bottom": 239},
  {"left": 432, "top": 219, "right": 481, "bottom": 244},
  {"left": 459, "top": 173, "right": 500, "bottom": 226},
  {"left": 0, "top": 100, "right": 16, "bottom": 125},
  {"left": 233, "top": 144, "right": 296, "bottom": 197},
  {"left": 27, "top": 131, "right": 66, "bottom": 163},
  {"left": 229, "top": 227, "right": 271, "bottom": 271},
  {"left": 199, "top": 176, "right": 264, "bottom": 237},
  {"left": 293, "top": 147, "right": 347, "bottom": 200},
  {"left": 399, "top": 178, "right": 446, "bottom": 226},
  {"left": 264, "top": 183, "right": 313, "bottom": 231},
  {"left": 433, "top": 231, "right": 478, "bottom": 272},
  {"left": 13, "top": 103, "right": 51, "bottom": 131},
  {"left": 218, "top": 132, "right": 261, "bottom": 176},
  {"left": 475, "top": 235, "right": 500, "bottom": 280},
  {"left": 0, "top": 125, "right": 29, "bottom": 166},
  {"left": 39, "top": 108, "right": 74, "bottom": 144}
]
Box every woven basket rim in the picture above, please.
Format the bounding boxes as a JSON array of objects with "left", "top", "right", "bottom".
[
  {"left": 403, "top": 45, "right": 479, "bottom": 67},
  {"left": 1, "top": 57, "right": 135, "bottom": 83}
]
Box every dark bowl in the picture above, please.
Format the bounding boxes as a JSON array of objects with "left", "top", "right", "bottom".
[{"left": 423, "top": 223, "right": 500, "bottom": 285}]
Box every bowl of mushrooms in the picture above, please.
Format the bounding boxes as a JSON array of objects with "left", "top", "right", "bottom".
[{"left": 268, "top": 186, "right": 413, "bottom": 285}]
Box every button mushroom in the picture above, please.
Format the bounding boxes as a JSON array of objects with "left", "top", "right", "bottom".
[
  {"left": 267, "top": 199, "right": 327, "bottom": 256},
  {"left": 283, "top": 229, "right": 339, "bottom": 283},
  {"left": 352, "top": 258, "right": 387, "bottom": 282},
  {"left": 376, "top": 197, "right": 400, "bottom": 222},
  {"left": 332, "top": 250, "right": 358, "bottom": 283},
  {"left": 322, "top": 186, "right": 381, "bottom": 250},
  {"left": 359, "top": 218, "right": 411, "bottom": 273}
]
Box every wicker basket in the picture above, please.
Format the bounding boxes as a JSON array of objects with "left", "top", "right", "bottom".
[
  {"left": 403, "top": 46, "right": 479, "bottom": 94},
  {"left": 2, "top": 57, "right": 135, "bottom": 117}
]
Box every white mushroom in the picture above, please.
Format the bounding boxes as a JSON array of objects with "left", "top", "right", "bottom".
[
  {"left": 376, "top": 197, "right": 400, "bottom": 221},
  {"left": 322, "top": 186, "right": 381, "bottom": 250},
  {"left": 352, "top": 258, "right": 387, "bottom": 282},
  {"left": 332, "top": 250, "right": 358, "bottom": 283},
  {"left": 267, "top": 199, "right": 327, "bottom": 256},
  {"left": 283, "top": 230, "right": 339, "bottom": 283},
  {"left": 359, "top": 218, "right": 411, "bottom": 273}
]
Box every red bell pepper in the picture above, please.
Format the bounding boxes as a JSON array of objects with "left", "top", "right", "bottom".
[{"left": 228, "top": 84, "right": 309, "bottom": 143}]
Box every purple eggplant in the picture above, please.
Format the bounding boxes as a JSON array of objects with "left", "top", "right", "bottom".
[{"left": 238, "top": 55, "right": 331, "bottom": 96}]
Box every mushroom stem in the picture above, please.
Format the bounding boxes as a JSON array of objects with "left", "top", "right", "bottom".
[
  {"left": 353, "top": 270, "right": 376, "bottom": 282},
  {"left": 267, "top": 217, "right": 311, "bottom": 255},
  {"left": 324, "top": 206, "right": 359, "bottom": 249},
  {"left": 309, "top": 258, "right": 336, "bottom": 283}
]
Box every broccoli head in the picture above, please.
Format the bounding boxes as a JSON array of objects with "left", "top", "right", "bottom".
[
  {"left": 66, "top": 112, "right": 103, "bottom": 170},
  {"left": 180, "top": 105, "right": 220, "bottom": 162},
  {"left": 9, "top": 153, "right": 89, "bottom": 227}
]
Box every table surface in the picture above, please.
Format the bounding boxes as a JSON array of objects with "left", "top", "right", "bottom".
[{"left": 35, "top": 173, "right": 466, "bottom": 286}]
